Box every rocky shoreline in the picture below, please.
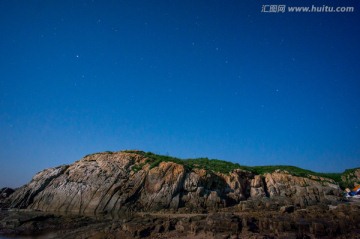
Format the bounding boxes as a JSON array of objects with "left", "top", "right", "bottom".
[
  {"left": 1, "top": 150, "right": 360, "bottom": 238},
  {"left": 1, "top": 200, "right": 360, "bottom": 239}
]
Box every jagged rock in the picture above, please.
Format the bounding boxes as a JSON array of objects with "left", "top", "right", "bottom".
[
  {"left": 183, "top": 171, "right": 201, "bottom": 192},
  {"left": 250, "top": 175, "right": 266, "bottom": 198},
  {"left": 225, "top": 169, "right": 253, "bottom": 203},
  {"left": 7, "top": 165, "right": 69, "bottom": 209},
  {"left": 140, "top": 162, "right": 185, "bottom": 210},
  {"left": 6, "top": 152, "right": 148, "bottom": 213},
  {"left": 264, "top": 172, "right": 341, "bottom": 208}
]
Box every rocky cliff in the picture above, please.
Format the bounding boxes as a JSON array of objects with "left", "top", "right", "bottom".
[
  {"left": 341, "top": 168, "right": 360, "bottom": 188},
  {"left": 4, "top": 151, "right": 342, "bottom": 215}
]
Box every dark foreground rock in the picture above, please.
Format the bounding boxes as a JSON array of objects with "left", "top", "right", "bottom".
[
  {"left": 0, "top": 188, "right": 14, "bottom": 208},
  {"left": 1, "top": 201, "right": 360, "bottom": 239},
  {"left": 0, "top": 188, "right": 14, "bottom": 199}
]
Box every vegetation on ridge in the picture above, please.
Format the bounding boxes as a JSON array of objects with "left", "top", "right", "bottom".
[
  {"left": 87, "top": 150, "right": 358, "bottom": 189},
  {"left": 123, "top": 151, "right": 337, "bottom": 176},
  {"left": 123, "top": 150, "right": 241, "bottom": 174}
]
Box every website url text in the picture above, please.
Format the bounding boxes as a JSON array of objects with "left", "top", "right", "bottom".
[{"left": 261, "top": 5, "right": 355, "bottom": 13}]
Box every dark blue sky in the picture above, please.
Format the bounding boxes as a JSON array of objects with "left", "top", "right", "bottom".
[{"left": 1, "top": 0, "right": 360, "bottom": 187}]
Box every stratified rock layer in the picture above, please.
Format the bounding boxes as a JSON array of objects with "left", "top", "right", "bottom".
[{"left": 5, "top": 151, "right": 342, "bottom": 214}]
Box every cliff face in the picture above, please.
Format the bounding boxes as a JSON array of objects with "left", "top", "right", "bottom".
[{"left": 5, "top": 151, "right": 342, "bottom": 214}]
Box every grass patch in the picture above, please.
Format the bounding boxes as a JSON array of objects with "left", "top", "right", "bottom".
[
  {"left": 338, "top": 167, "right": 360, "bottom": 189},
  {"left": 184, "top": 158, "right": 241, "bottom": 174},
  {"left": 122, "top": 150, "right": 358, "bottom": 189},
  {"left": 123, "top": 151, "right": 244, "bottom": 174}
]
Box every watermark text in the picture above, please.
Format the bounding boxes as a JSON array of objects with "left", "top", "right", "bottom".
[{"left": 261, "top": 5, "right": 355, "bottom": 13}]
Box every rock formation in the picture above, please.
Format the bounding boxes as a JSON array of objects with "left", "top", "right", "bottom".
[
  {"left": 4, "top": 151, "right": 342, "bottom": 215},
  {"left": 341, "top": 168, "right": 360, "bottom": 188},
  {"left": 2, "top": 151, "right": 360, "bottom": 239}
]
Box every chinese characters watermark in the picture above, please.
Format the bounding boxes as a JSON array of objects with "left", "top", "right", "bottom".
[
  {"left": 261, "top": 5, "right": 355, "bottom": 13},
  {"left": 261, "top": 5, "right": 286, "bottom": 13}
]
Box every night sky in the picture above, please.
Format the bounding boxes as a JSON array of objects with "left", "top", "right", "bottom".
[{"left": 1, "top": 0, "right": 360, "bottom": 188}]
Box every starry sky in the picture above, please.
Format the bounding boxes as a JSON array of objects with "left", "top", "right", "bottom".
[{"left": 1, "top": 0, "right": 360, "bottom": 188}]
